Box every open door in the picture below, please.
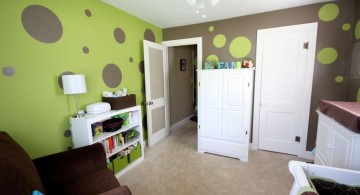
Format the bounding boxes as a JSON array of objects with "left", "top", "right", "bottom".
[{"left": 143, "top": 40, "right": 170, "bottom": 147}]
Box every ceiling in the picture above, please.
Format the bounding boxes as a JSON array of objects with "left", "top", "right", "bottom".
[{"left": 102, "top": 0, "right": 334, "bottom": 28}]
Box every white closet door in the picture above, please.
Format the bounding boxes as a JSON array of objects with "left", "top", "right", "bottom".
[{"left": 199, "top": 71, "right": 222, "bottom": 139}]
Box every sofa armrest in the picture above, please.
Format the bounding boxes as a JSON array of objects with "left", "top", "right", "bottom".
[{"left": 33, "top": 143, "right": 107, "bottom": 190}]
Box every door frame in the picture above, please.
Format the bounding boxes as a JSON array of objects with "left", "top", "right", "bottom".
[
  {"left": 162, "top": 37, "right": 203, "bottom": 70},
  {"left": 252, "top": 23, "right": 318, "bottom": 159}
]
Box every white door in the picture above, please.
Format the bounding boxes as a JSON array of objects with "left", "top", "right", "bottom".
[
  {"left": 254, "top": 23, "right": 317, "bottom": 156},
  {"left": 143, "top": 40, "right": 170, "bottom": 147}
]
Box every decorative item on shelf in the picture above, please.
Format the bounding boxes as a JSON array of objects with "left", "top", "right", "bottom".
[
  {"left": 180, "top": 59, "right": 186, "bottom": 71},
  {"left": 91, "top": 122, "right": 103, "bottom": 137},
  {"left": 112, "top": 112, "right": 130, "bottom": 126},
  {"left": 102, "top": 118, "right": 124, "bottom": 132},
  {"left": 203, "top": 61, "right": 214, "bottom": 69},
  {"left": 103, "top": 94, "right": 136, "bottom": 110},
  {"left": 217, "top": 61, "right": 236, "bottom": 69},
  {"left": 62, "top": 74, "right": 87, "bottom": 118},
  {"left": 242, "top": 58, "right": 254, "bottom": 68},
  {"left": 236, "top": 61, "right": 242, "bottom": 69}
]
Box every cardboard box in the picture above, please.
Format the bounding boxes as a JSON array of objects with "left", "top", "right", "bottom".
[
  {"left": 102, "top": 94, "right": 136, "bottom": 110},
  {"left": 128, "top": 144, "right": 142, "bottom": 163},
  {"left": 113, "top": 155, "right": 128, "bottom": 173}
]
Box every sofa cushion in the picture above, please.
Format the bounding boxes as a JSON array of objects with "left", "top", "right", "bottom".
[
  {"left": 0, "top": 131, "right": 45, "bottom": 194},
  {"left": 62, "top": 169, "right": 120, "bottom": 195}
]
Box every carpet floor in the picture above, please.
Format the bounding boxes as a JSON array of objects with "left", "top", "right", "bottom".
[{"left": 118, "top": 120, "right": 308, "bottom": 195}]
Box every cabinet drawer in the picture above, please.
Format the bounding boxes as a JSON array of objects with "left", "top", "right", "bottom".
[{"left": 199, "top": 138, "right": 246, "bottom": 160}]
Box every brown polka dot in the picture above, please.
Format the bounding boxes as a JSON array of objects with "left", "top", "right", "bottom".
[
  {"left": 139, "top": 60, "right": 144, "bottom": 73},
  {"left": 22, "top": 5, "right": 63, "bottom": 43},
  {"left": 58, "top": 71, "right": 74, "bottom": 89},
  {"left": 102, "top": 64, "right": 122, "bottom": 88},
  {"left": 85, "top": 9, "right": 92, "bottom": 17},
  {"left": 144, "top": 29, "right": 155, "bottom": 42},
  {"left": 2, "top": 66, "right": 15, "bottom": 77},
  {"left": 82, "top": 46, "right": 89, "bottom": 54},
  {"left": 64, "top": 129, "right": 71, "bottom": 137},
  {"left": 114, "top": 28, "right": 126, "bottom": 44},
  {"left": 129, "top": 57, "right": 133, "bottom": 63}
]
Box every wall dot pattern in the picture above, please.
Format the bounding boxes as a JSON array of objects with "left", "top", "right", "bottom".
[
  {"left": 102, "top": 63, "right": 122, "bottom": 88},
  {"left": 317, "top": 47, "right": 338, "bottom": 64},
  {"left": 206, "top": 54, "right": 219, "bottom": 64},
  {"left": 21, "top": 5, "right": 63, "bottom": 43},
  {"left": 213, "top": 34, "right": 226, "bottom": 48},
  {"left": 63, "top": 129, "right": 71, "bottom": 137},
  {"left": 85, "top": 9, "right": 92, "bottom": 17},
  {"left": 2, "top": 66, "right": 15, "bottom": 77},
  {"left": 114, "top": 28, "right": 126, "bottom": 44},
  {"left": 229, "top": 36, "right": 251, "bottom": 58},
  {"left": 58, "top": 71, "right": 75, "bottom": 89},
  {"left": 318, "top": 3, "right": 339, "bottom": 22},
  {"left": 209, "top": 26, "right": 214, "bottom": 32},
  {"left": 355, "top": 20, "right": 360, "bottom": 39},
  {"left": 342, "top": 23, "right": 350, "bottom": 31},
  {"left": 129, "top": 57, "right": 133, "bottom": 63},
  {"left": 144, "top": 29, "right": 155, "bottom": 42},
  {"left": 82, "top": 46, "right": 89, "bottom": 54},
  {"left": 335, "top": 76, "right": 343, "bottom": 83}
]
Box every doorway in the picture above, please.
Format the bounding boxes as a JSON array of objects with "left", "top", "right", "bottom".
[
  {"left": 162, "top": 38, "right": 203, "bottom": 130},
  {"left": 252, "top": 23, "right": 318, "bottom": 158}
]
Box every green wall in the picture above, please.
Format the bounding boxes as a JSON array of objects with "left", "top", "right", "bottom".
[{"left": 0, "top": 0, "right": 162, "bottom": 159}]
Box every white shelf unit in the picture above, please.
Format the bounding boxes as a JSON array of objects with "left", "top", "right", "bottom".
[{"left": 71, "top": 105, "right": 144, "bottom": 177}]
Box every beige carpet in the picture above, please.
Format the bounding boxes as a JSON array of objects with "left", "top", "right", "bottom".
[{"left": 118, "top": 120, "right": 308, "bottom": 195}]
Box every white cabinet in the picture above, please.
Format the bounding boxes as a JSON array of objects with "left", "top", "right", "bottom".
[
  {"left": 198, "top": 69, "right": 254, "bottom": 162},
  {"left": 315, "top": 111, "right": 360, "bottom": 171},
  {"left": 71, "top": 105, "right": 144, "bottom": 177}
]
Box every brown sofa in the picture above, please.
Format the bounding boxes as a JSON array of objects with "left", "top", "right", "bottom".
[{"left": 0, "top": 131, "right": 132, "bottom": 195}]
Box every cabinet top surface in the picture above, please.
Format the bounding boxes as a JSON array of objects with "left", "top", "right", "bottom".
[{"left": 72, "top": 105, "right": 140, "bottom": 121}]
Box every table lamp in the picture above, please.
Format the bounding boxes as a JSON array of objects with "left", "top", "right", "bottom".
[{"left": 62, "top": 74, "right": 87, "bottom": 118}]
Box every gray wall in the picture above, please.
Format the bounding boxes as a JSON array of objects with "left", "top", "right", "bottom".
[
  {"left": 163, "top": 1, "right": 355, "bottom": 150},
  {"left": 169, "top": 45, "right": 196, "bottom": 125}
]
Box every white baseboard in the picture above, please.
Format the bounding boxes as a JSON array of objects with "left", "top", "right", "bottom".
[
  {"left": 301, "top": 151, "right": 315, "bottom": 161},
  {"left": 170, "top": 114, "right": 194, "bottom": 131}
]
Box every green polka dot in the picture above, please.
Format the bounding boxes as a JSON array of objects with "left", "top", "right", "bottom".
[
  {"left": 355, "top": 20, "right": 360, "bottom": 39},
  {"left": 206, "top": 54, "right": 219, "bottom": 64},
  {"left": 209, "top": 26, "right": 214, "bottom": 32},
  {"left": 213, "top": 34, "right": 226, "bottom": 48},
  {"left": 317, "top": 47, "right": 338, "bottom": 64},
  {"left": 342, "top": 23, "right": 350, "bottom": 31},
  {"left": 335, "top": 76, "right": 343, "bottom": 83},
  {"left": 319, "top": 3, "right": 339, "bottom": 22},
  {"left": 357, "top": 88, "right": 360, "bottom": 102},
  {"left": 229, "top": 36, "right": 251, "bottom": 58}
]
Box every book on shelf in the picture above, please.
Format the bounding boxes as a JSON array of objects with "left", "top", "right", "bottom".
[{"left": 100, "top": 134, "right": 125, "bottom": 154}]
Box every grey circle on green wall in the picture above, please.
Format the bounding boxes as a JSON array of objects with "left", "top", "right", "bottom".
[
  {"left": 144, "top": 29, "right": 155, "bottom": 42},
  {"left": 85, "top": 9, "right": 92, "bottom": 17},
  {"left": 102, "top": 63, "right": 122, "bottom": 88},
  {"left": 64, "top": 129, "right": 71, "bottom": 137},
  {"left": 342, "top": 23, "right": 350, "bottom": 31},
  {"left": 114, "top": 28, "right": 126, "bottom": 44},
  {"left": 58, "top": 71, "right": 75, "bottom": 89},
  {"left": 139, "top": 61, "right": 144, "bottom": 73},
  {"left": 2, "top": 66, "right": 15, "bottom": 77},
  {"left": 209, "top": 26, "right": 214, "bottom": 32},
  {"left": 22, "top": 5, "right": 63, "bottom": 43},
  {"left": 206, "top": 54, "right": 219, "bottom": 64},
  {"left": 129, "top": 57, "right": 133, "bottom": 63},
  {"left": 335, "top": 76, "right": 343, "bottom": 83},
  {"left": 355, "top": 20, "right": 360, "bottom": 39},
  {"left": 82, "top": 46, "right": 89, "bottom": 54},
  {"left": 229, "top": 36, "right": 251, "bottom": 58},
  {"left": 213, "top": 34, "right": 226, "bottom": 48},
  {"left": 317, "top": 47, "right": 338, "bottom": 64},
  {"left": 318, "top": 3, "right": 339, "bottom": 22}
]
